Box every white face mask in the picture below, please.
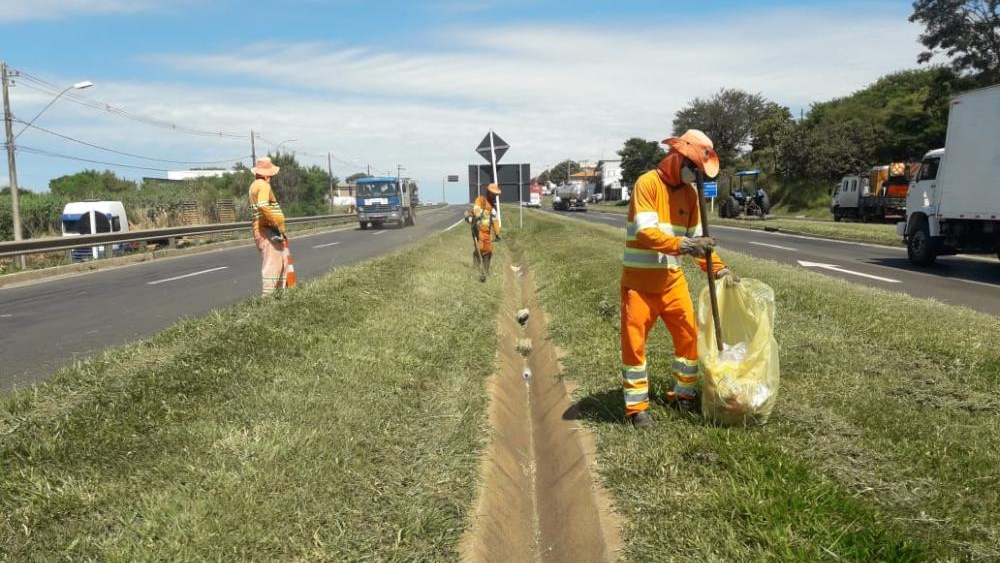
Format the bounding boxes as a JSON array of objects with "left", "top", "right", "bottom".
[{"left": 681, "top": 166, "right": 697, "bottom": 184}]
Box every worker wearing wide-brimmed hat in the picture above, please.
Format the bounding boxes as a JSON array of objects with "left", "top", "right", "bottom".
[
  {"left": 467, "top": 183, "right": 502, "bottom": 281},
  {"left": 620, "top": 129, "right": 739, "bottom": 429},
  {"left": 249, "top": 157, "right": 292, "bottom": 296}
]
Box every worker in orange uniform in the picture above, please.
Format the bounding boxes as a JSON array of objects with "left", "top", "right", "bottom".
[
  {"left": 467, "top": 183, "right": 502, "bottom": 282},
  {"left": 621, "top": 130, "right": 739, "bottom": 429},
  {"left": 249, "top": 157, "right": 289, "bottom": 296}
]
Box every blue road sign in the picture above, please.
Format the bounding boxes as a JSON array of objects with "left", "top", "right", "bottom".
[{"left": 703, "top": 181, "right": 718, "bottom": 198}]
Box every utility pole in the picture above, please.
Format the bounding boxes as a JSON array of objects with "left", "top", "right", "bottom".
[
  {"left": 397, "top": 164, "right": 404, "bottom": 182},
  {"left": 250, "top": 130, "right": 257, "bottom": 164},
  {"left": 328, "top": 152, "right": 335, "bottom": 211},
  {"left": 2, "top": 61, "right": 25, "bottom": 269}
]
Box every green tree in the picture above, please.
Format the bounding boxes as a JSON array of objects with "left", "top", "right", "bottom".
[
  {"left": 49, "top": 170, "right": 138, "bottom": 199},
  {"left": 672, "top": 88, "right": 770, "bottom": 167},
  {"left": 616, "top": 138, "right": 666, "bottom": 187},
  {"left": 539, "top": 160, "right": 581, "bottom": 185},
  {"left": 346, "top": 172, "right": 371, "bottom": 183},
  {"left": 910, "top": 0, "right": 1000, "bottom": 81}
]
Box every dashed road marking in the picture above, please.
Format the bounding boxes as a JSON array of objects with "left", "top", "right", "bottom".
[
  {"left": 147, "top": 266, "right": 229, "bottom": 286},
  {"left": 749, "top": 241, "right": 798, "bottom": 251},
  {"left": 313, "top": 241, "right": 342, "bottom": 249}
]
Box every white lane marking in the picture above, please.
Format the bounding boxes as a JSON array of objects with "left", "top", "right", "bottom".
[
  {"left": 797, "top": 261, "right": 901, "bottom": 284},
  {"left": 444, "top": 219, "right": 465, "bottom": 232},
  {"left": 0, "top": 314, "right": 12, "bottom": 319},
  {"left": 373, "top": 230, "right": 387, "bottom": 235},
  {"left": 713, "top": 225, "right": 900, "bottom": 252},
  {"left": 312, "top": 241, "right": 342, "bottom": 249},
  {"left": 147, "top": 266, "right": 229, "bottom": 286},
  {"left": 749, "top": 241, "right": 798, "bottom": 251}
]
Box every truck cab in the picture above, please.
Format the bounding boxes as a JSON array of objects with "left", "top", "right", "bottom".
[
  {"left": 60, "top": 200, "right": 132, "bottom": 261},
  {"left": 355, "top": 177, "right": 416, "bottom": 229},
  {"left": 831, "top": 175, "right": 864, "bottom": 220}
]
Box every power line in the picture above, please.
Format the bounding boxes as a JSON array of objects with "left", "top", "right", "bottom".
[
  {"left": 15, "top": 119, "right": 250, "bottom": 165},
  {"left": 15, "top": 71, "right": 248, "bottom": 139},
  {"left": 15, "top": 144, "right": 175, "bottom": 172}
]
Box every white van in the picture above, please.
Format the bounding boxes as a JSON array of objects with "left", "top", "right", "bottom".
[{"left": 61, "top": 201, "right": 132, "bottom": 261}]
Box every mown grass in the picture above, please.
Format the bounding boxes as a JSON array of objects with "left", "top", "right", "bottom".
[
  {"left": 508, "top": 210, "right": 1000, "bottom": 563},
  {"left": 0, "top": 225, "right": 499, "bottom": 562}
]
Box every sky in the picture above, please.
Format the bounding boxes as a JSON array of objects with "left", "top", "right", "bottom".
[{"left": 0, "top": 0, "right": 929, "bottom": 203}]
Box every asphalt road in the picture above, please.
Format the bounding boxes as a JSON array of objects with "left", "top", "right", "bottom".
[
  {"left": 547, "top": 208, "right": 1000, "bottom": 316},
  {"left": 0, "top": 206, "right": 466, "bottom": 392}
]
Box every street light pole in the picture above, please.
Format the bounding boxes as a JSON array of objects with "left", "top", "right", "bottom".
[{"left": 2, "top": 63, "right": 92, "bottom": 268}]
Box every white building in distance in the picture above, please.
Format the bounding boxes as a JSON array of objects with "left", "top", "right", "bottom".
[{"left": 167, "top": 169, "right": 230, "bottom": 181}]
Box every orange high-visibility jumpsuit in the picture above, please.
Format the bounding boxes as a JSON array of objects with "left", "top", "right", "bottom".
[
  {"left": 620, "top": 164, "right": 725, "bottom": 418},
  {"left": 250, "top": 178, "right": 289, "bottom": 296},
  {"left": 470, "top": 195, "right": 501, "bottom": 260}
]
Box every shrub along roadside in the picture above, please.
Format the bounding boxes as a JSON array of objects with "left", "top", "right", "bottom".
[
  {"left": 0, "top": 227, "right": 500, "bottom": 562},
  {"left": 508, "top": 210, "right": 1000, "bottom": 563}
]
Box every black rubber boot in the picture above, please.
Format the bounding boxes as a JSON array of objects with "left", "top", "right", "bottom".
[{"left": 630, "top": 411, "right": 656, "bottom": 430}]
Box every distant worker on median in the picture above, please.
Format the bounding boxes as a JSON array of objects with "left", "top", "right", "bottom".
[
  {"left": 249, "top": 156, "right": 292, "bottom": 296},
  {"left": 621, "top": 130, "right": 739, "bottom": 430},
  {"left": 467, "top": 183, "right": 502, "bottom": 282}
]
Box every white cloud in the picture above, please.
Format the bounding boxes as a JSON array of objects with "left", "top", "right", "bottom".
[{"left": 6, "top": 5, "right": 927, "bottom": 200}]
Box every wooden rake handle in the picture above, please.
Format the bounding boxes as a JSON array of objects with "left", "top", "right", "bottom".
[{"left": 696, "top": 171, "right": 724, "bottom": 353}]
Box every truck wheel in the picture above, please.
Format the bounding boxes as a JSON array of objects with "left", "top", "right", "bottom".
[
  {"left": 833, "top": 208, "right": 842, "bottom": 222},
  {"left": 360, "top": 222, "right": 368, "bottom": 230},
  {"left": 907, "top": 219, "right": 938, "bottom": 266}
]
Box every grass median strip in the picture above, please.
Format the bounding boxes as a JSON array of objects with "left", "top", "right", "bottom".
[
  {"left": 508, "top": 210, "right": 1000, "bottom": 562},
  {"left": 0, "top": 226, "right": 500, "bottom": 562}
]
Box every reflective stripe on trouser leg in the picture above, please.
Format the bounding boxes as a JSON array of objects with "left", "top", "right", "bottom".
[
  {"left": 257, "top": 236, "right": 286, "bottom": 296},
  {"left": 621, "top": 286, "right": 659, "bottom": 417},
  {"left": 671, "top": 356, "right": 700, "bottom": 396},
  {"left": 622, "top": 365, "right": 649, "bottom": 416}
]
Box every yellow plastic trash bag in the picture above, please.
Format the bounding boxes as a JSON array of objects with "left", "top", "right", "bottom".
[{"left": 697, "top": 279, "right": 780, "bottom": 426}]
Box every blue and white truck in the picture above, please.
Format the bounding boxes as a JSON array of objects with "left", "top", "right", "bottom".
[{"left": 355, "top": 177, "right": 416, "bottom": 230}]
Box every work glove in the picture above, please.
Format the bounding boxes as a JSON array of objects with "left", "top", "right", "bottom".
[
  {"left": 716, "top": 268, "right": 740, "bottom": 287},
  {"left": 680, "top": 236, "right": 716, "bottom": 257}
]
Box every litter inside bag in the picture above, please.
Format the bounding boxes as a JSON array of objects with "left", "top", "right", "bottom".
[
  {"left": 697, "top": 279, "right": 780, "bottom": 426},
  {"left": 720, "top": 342, "right": 748, "bottom": 362}
]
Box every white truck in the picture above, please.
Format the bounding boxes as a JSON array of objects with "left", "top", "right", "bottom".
[
  {"left": 898, "top": 84, "right": 1000, "bottom": 265},
  {"left": 60, "top": 200, "right": 133, "bottom": 261}
]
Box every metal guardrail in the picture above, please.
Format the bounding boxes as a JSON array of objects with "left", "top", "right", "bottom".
[{"left": 0, "top": 213, "right": 355, "bottom": 258}]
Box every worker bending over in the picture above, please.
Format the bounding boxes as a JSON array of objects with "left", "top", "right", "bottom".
[
  {"left": 467, "top": 183, "right": 502, "bottom": 281},
  {"left": 621, "top": 130, "right": 739, "bottom": 430}
]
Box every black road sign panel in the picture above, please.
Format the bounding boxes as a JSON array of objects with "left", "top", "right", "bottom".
[
  {"left": 447, "top": 175, "right": 460, "bottom": 182},
  {"left": 475, "top": 131, "right": 509, "bottom": 163},
  {"left": 467, "top": 163, "right": 531, "bottom": 203}
]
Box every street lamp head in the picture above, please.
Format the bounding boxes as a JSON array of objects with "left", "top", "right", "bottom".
[{"left": 72, "top": 81, "right": 94, "bottom": 90}]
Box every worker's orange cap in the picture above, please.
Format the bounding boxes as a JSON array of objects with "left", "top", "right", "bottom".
[
  {"left": 487, "top": 183, "right": 502, "bottom": 195},
  {"left": 663, "top": 129, "right": 720, "bottom": 179}
]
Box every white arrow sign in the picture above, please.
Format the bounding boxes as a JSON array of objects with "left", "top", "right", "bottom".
[{"left": 797, "top": 261, "right": 901, "bottom": 283}]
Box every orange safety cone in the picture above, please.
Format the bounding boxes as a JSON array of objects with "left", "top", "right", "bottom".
[{"left": 283, "top": 238, "right": 297, "bottom": 289}]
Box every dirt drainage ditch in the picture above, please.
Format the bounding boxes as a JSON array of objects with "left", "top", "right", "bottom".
[{"left": 460, "top": 260, "right": 622, "bottom": 563}]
